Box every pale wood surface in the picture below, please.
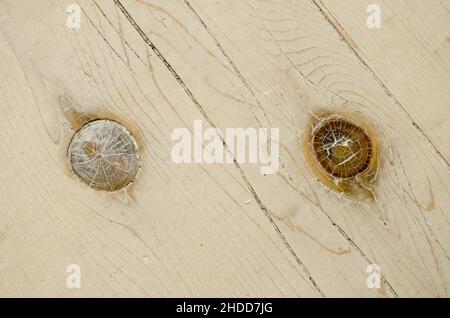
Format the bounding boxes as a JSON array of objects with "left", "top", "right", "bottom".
[
  {"left": 0, "top": 0, "right": 448, "bottom": 297},
  {"left": 319, "top": 0, "right": 450, "bottom": 162}
]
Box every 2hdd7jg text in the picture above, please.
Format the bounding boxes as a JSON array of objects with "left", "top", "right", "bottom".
[{"left": 176, "top": 302, "right": 273, "bottom": 315}]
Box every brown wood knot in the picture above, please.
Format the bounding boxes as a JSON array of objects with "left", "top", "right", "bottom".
[
  {"left": 303, "top": 112, "right": 380, "bottom": 197},
  {"left": 67, "top": 119, "right": 141, "bottom": 192}
]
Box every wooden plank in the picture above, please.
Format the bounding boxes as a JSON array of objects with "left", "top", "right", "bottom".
[
  {"left": 89, "top": 0, "right": 392, "bottom": 297},
  {"left": 0, "top": 0, "right": 318, "bottom": 297},
  {"left": 317, "top": 0, "right": 450, "bottom": 162},
  {"left": 107, "top": 0, "right": 449, "bottom": 296},
  {"left": 0, "top": 0, "right": 448, "bottom": 297}
]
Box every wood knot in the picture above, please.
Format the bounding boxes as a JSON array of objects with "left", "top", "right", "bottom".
[
  {"left": 312, "top": 118, "right": 372, "bottom": 179},
  {"left": 303, "top": 112, "right": 380, "bottom": 197},
  {"left": 67, "top": 119, "right": 141, "bottom": 192}
]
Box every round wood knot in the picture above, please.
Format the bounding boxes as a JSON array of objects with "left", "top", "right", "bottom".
[
  {"left": 311, "top": 117, "right": 373, "bottom": 179},
  {"left": 68, "top": 119, "right": 140, "bottom": 192}
]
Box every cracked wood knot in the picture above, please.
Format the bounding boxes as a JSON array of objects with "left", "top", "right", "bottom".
[
  {"left": 303, "top": 113, "right": 380, "bottom": 196},
  {"left": 312, "top": 118, "right": 372, "bottom": 179},
  {"left": 68, "top": 119, "right": 141, "bottom": 192}
]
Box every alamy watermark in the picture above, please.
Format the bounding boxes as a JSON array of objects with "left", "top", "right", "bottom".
[
  {"left": 367, "top": 4, "right": 381, "bottom": 29},
  {"left": 171, "top": 120, "right": 280, "bottom": 175},
  {"left": 66, "top": 264, "right": 81, "bottom": 289},
  {"left": 366, "top": 264, "right": 381, "bottom": 289},
  {"left": 66, "top": 4, "right": 81, "bottom": 29}
]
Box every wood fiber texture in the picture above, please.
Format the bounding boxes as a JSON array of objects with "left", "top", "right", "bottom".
[{"left": 0, "top": 0, "right": 448, "bottom": 297}]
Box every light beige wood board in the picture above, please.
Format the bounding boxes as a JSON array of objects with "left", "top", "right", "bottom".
[
  {"left": 0, "top": 0, "right": 448, "bottom": 297},
  {"left": 0, "top": 0, "right": 318, "bottom": 297},
  {"left": 110, "top": 0, "right": 449, "bottom": 296},
  {"left": 318, "top": 0, "right": 450, "bottom": 162}
]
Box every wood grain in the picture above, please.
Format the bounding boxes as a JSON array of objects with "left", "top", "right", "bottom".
[
  {"left": 0, "top": 0, "right": 448, "bottom": 297},
  {"left": 318, "top": 0, "right": 450, "bottom": 163}
]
